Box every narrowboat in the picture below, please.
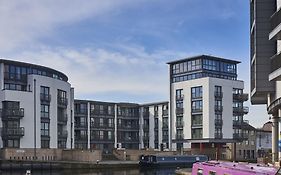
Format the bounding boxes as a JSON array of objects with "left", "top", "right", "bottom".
[
  {"left": 191, "top": 161, "right": 280, "bottom": 175},
  {"left": 139, "top": 155, "right": 208, "bottom": 168}
]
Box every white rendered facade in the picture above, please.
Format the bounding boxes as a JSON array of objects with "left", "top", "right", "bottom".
[
  {"left": 0, "top": 59, "right": 73, "bottom": 149},
  {"left": 168, "top": 55, "right": 248, "bottom": 152},
  {"left": 170, "top": 77, "right": 245, "bottom": 150}
]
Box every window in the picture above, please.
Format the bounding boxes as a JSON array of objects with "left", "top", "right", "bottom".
[
  {"left": 99, "top": 131, "right": 104, "bottom": 140},
  {"left": 108, "top": 118, "right": 114, "bottom": 127},
  {"left": 41, "top": 122, "right": 49, "bottom": 136},
  {"left": 176, "top": 89, "right": 183, "bottom": 99},
  {"left": 192, "top": 100, "right": 202, "bottom": 111},
  {"left": 41, "top": 140, "right": 50, "bottom": 148},
  {"left": 176, "top": 100, "right": 183, "bottom": 108},
  {"left": 108, "top": 131, "right": 113, "bottom": 140},
  {"left": 191, "top": 86, "right": 202, "bottom": 99},
  {"left": 4, "top": 139, "right": 19, "bottom": 148},
  {"left": 41, "top": 104, "right": 49, "bottom": 118},
  {"left": 40, "top": 86, "right": 50, "bottom": 95}
]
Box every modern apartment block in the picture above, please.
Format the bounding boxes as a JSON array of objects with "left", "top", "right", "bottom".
[
  {"left": 139, "top": 102, "right": 169, "bottom": 150},
  {"left": 168, "top": 55, "right": 248, "bottom": 153},
  {"left": 73, "top": 100, "right": 169, "bottom": 152},
  {"left": 0, "top": 59, "right": 73, "bottom": 149},
  {"left": 250, "top": 0, "right": 281, "bottom": 162}
]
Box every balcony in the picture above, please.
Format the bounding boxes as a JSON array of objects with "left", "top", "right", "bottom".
[
  {"left": 1, "top": 127, "right": 24, "bottom": 138},
  {"left": 143, "top": 124, "right": 149, "bottom": 130},
  {"left": 75, "top": 135, "right": 88, "bottom": 141},
  {"left": 40, "top": 93, "right": 51, "bottom": 102},
  {"left": 214, "top": 105, "right": 223, "bottom": 112},
  {"left": 1, "top": 108, "right": 24, "bottom": 120},
  {"left": 162, "top": 136, "right": 168, "bottom": 141},
  {"left": 270, "top": 8, "right": 281, "bottom": 40},
  {"left": 268, "top": 96, "right": 281, "bottom": 114},
  {"left": 233, "top": 120, "right": 243, "bottom": 127},
  {"left": 58, "top": 114, "right": 68, "bottom": 125},
  {"left": 57, "top": 97, "right": 68, "bottom": 108},
  {"left": 75, "top": 122, "right": 88, "bottom": 129},
  {"left": 233, "top": 107, "right": 249, "bottom": 114},
  {"left": 176, "top": 94, "right": 184, "bottom": 100},
  {"left": 176, "top": 108, "right": 184, "bottom": 115},
  {"left": 233, "top": 133, "right": 247, "bottom": 140},
  {"left": 192, "top": 108, "right": 202, "bottom": 114},
  {"left": 162, "top": 110, "right": 168, "bottom": 116},
  {"left": 143, "top": 136, "right": 149, "bottom": 141},
  {"left": 233, "top": 93, "right": 248, "bottom": 101},
  {"left": 176, "top": 122, "right": 184, "bottom": 128},
  {"left": 214, "top": 133, "right": 223, "bottom": 139},
  {"left": 214, "top": 119, "right": 223, "bottom": 126},
  {"left": 162, "top": 124, "right": 169, "bottom": 130},
  {"left": 269, "top": 53, "right": 281, "bottom": 81},
  {"left": 4, "top": 72, "right": 27, "bottom": 82},
  {"left": 192, "top": 122, "right": 202, "bottom": 128},
  {"left": 192, "top": 134, "right": 202, "bottom": 139},
  {"left": 58, "top": 130, "right": 68, "bottom": 139},
  {"left": 176, "top": 134, "right": 184, "bottom": 140},
  {"left": 143, "top": 111, "right": 149, "bottom": 118},
  {"left": 214, "top": 92, "right": 223, "bottom": 98}
]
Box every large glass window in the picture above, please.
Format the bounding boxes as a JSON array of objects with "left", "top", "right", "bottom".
[
  {"left": 191, "top": 86, "right": 202, "bottom": 98},
  {"left": 192, "top": 100, "right": 202, "bottom": 111},
  {"left": 41, "top": 122, "right": 49, "bottom": 136},
  {"left": 41, "top": 104, "right": 49, "bottom": 118}
]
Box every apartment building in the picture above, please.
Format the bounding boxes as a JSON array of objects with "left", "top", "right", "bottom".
[
  {"left": 73, "top": 100, "right": 169, "bottom": 152},
  {"left": 0, "top": 59, "right": 73, "bottom": 149},
  {"left": 250, "top": 0, "right": 281, "bottom": 162},
  {"left": 139, "top": 102, "right": 169, "bottom": 150},
  {"left": 168, "top": 55, "right": 248, "bottom": 153}
]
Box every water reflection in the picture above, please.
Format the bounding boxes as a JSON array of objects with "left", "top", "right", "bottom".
[{"left": 1, "top": 167, "right": 191, "bottom": 175}]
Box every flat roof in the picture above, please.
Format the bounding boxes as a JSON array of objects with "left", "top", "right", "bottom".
[
  {"left": 166, "top": 55, "right": 241, "bottom": 65},
  {"left": 0, "top": 58, "right": 68, "bottom": 81}
]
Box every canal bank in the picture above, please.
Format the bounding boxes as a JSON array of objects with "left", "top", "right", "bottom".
[{"left": 0, "top": 159, "right": 139, "bottom": 171}]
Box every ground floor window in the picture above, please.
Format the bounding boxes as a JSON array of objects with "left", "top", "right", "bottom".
[
  {"left": 3, "top": 139, "right": 19, "bottom": 148},
  {"left": 41, "top": 140, "right": 50, "bottom": 148}
]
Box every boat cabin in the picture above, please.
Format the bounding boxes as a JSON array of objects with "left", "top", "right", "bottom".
[{"left": 192, "top": 161, "right": 280, "bottom": 175}]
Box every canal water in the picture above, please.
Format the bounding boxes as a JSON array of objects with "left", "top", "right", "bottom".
[{"left": 0, "top": 167, "right": 192, "bottom": 175}]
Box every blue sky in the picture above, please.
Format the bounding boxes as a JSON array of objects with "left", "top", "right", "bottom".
[{"left": 0, "top": 0, "right": 268, "bottom": 127}]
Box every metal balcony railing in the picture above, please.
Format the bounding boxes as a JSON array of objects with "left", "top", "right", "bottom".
[
  {"left": 215, "top": 119, "right": 223, "bottom": 126},
  {"left": 268, "top": 96, "right": 281, "bottom": 114},
  {"left": 58, "top": 114, "right": 68, "bottom": 124},
  {"left": 214, "top": 133, "right": 223, "bottom": 139},
  {"left": 214, "top": 92, "right": 223, "bottom": 98},
  {"left": 1, "top": 127, "right": 25, "bottom": 137},
  {"left": 57, "top": 97, "right": 68, "bottom": 107},
  {"left": 176, "top": 108, "right": 184, "bottom": 115},
  {"left": 1, "top": 108, "right": 24, "bottom": 119},
  {"left": 214, "top": 105, "right": 223, "bottom": 112},
  {"left": 176, "top": 94, "right": 184, "bottom": 100},
  {"left": 233, "top": 107, "right": 249, "bottom": 114},
  {"left": 162, "top": 110, "right": 168, "bottom": 116},
  {"left": 233, "top": 93, "right": 248, "bottom": 101},
  {"left": 58, "top": 130, "right": 68, "bottom": 139},
  {"left": 176, "top": 134, "right": 184, "bottom": 140},
  {"left": 40, "top": 93, "right": 51, "bottom": 102},
  {"left": 176, "top": 122, "right": 184, "bottom": 128}
]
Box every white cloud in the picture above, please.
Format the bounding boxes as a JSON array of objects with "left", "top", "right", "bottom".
[
  {"left": 11, "top": 46, "right": 188, "bottom": 99},
  {"left": 0, "top": 0, "right": 145, "bottom": 51}
]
